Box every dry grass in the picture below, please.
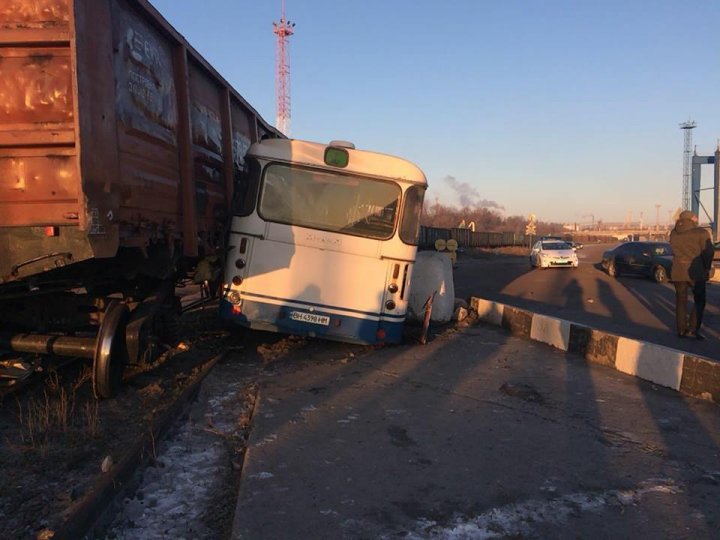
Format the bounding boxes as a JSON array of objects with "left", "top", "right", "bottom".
[{"left": 16, "top": 367, "right": 101, "bottom": 453}]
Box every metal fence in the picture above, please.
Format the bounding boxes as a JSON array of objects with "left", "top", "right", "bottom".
[{"left": 419, "top": 226, "right": 532, "bottom": 249}]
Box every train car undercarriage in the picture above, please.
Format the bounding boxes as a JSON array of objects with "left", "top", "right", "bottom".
[{"left": 0, "top": 247, "right": 195, "bottom": 398}]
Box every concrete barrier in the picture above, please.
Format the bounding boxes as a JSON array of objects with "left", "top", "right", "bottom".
[{"left": 469, "top": 296, "right": 719, "bottom": 404}]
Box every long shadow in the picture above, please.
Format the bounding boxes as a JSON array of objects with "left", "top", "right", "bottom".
[
  {"left": 477, "top": 259, "right": 720, "bottom": 362},
  {"left": 453, "top": 252, "right": 534, "bottom": 301},
  {"left": 634, "top": 371, "right": 720, "bottom": 533},
  {"left": 234, "top": 319, "right": 641, "bottom": 537},
  {"left": 603, "top": 274, "right": 720, "bottom": 359},
  {"left": 561, "top": 277, "right": 585, "bottom": 311},
  {"left": 594, "top": 278, "right": 631, "bottom": 324},
  {"left": 568, "top": 267, "right": 720, "bottom": 531},
  {"left": 624, "top": 282, "right": 676, "bottom": 326},
  {"left": 629, "top": 234, "right": 720, "bottom": 531}
]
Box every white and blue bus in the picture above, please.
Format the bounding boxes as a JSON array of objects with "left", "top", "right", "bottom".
[{"left": 220, "top": 139, "right": 427, "bottom": 345}]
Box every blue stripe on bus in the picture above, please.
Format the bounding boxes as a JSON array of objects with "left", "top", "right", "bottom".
[
  {"left": 219, "top": 298, "right": 405, "bottom": 345},
  {"left": 237, "top": 290, "right": 407, "bottom": 321}
]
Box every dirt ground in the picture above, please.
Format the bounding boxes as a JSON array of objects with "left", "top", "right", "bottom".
[{"left": 0, "top": 308, "right": 236, "bottom": 539}]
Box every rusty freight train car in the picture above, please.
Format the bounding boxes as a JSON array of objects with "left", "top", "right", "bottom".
[{"left": 0, "top": 0, "right": 281, "bottom": 396}]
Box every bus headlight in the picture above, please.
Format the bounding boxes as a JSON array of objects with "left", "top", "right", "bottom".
[
  {"left": 235, "top": 258, "right": 246, "bottom": 269},
  {"left": 385, "top": 300, "right": 396, "bottom": 310},
  {"left": 227, "top": 291, "right": 241, "bottom": 305},
  {"left": 388, "top": 283, "right": 399, "bottom": 294}
]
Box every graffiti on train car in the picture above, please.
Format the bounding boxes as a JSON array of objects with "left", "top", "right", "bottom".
[{"left": 113, "top": 2, "right": 178, "bottom": 144}]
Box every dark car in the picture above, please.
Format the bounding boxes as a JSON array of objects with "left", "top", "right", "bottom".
[{"left": 601, "top": 241, "right": 673, "bottom": 283}]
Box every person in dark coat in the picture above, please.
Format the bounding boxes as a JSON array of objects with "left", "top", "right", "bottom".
[{"left": 669, "top": 210, "right": 715, "bottom": 339}]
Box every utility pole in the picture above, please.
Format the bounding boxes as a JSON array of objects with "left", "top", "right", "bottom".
[{"left": 655, "top": 204, "right": 661, "bottom": 232}]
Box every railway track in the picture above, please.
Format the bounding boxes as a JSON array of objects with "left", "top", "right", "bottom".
[
  {"left": 0, "top": 306, "right": 243, "bottom": 539},
  {"left": 1, "top": 288, "right": 373, "bottom": 538},
  {"left": 96, "top": 357, "right": 260, "bottom": 539}
]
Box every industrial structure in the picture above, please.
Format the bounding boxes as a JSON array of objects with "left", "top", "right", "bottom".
[
  {"left": 680, "top": 120, "right": 696, "bottom": 211},
  {"left": 679, "top": 120, "right": 719, "bottom": 240},
  {"left": 690, "top": 144, "right": 720, "bottom": 241},
  {"left": 273, "top": 1, "right": 295, "bottom": 135}
]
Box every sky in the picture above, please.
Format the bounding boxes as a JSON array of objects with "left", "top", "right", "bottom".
[{"left": 148, "top": 0, "right": 720, "bottom": 226}]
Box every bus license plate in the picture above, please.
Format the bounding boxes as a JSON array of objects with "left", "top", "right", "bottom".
[{"left": 289, "top": 311, "right": 330, "bottom": 326}]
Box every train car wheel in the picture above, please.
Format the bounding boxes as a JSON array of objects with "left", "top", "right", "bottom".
[{"left": 93, "top": 301, "right": 130, "bottom": 399}]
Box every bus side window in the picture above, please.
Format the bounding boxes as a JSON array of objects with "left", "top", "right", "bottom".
[
  {"left": 233, "top": 159, "right": 261, "bottom": 217},
  {"left": 400, "top": 185, "right": 426, "bottom": 245}
]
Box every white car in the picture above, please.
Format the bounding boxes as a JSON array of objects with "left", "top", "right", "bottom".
[{"left": 530, "top": 240, "right": 579, "bottom": 269}]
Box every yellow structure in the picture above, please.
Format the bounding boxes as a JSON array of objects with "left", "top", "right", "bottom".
[{"left": 435, "top": 238, "right": 458, "bottom": 266}]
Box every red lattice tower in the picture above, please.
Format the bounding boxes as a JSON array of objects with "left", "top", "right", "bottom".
[{"left": 273, "top": 1, "right": 294, "bottom": 135}]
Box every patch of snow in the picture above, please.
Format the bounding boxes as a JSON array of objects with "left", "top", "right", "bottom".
[
  {"left": 404, "top": 478, "right": 681, "bottom": 539},
  {"left": 103, "top": 366, "right": 254, "bottom": 539},
  {"left": 254, "top": 433, "right": 278, "bottom": 447}
]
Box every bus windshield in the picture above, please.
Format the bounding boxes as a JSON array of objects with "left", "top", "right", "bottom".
[{"left": 258, "top": 163, "right": 401, "bottom": 239}]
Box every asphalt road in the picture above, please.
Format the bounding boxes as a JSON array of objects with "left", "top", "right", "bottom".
[
  {"left": 453, "top": 243, "right": 720, "bottom": 361},
  {"left": 233, "top": 321, "right": 720, "bottom": 539}
]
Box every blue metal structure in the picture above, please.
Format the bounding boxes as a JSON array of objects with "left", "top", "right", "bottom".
[{"left": 690, "top": 146, "right": 720, "bottom": 241}]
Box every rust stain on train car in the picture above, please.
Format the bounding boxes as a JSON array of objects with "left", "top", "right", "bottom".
[
  {"left": 0, "top": 50, "right": 73, "bottom": 124},
  {"left": 0, "top": 155, "right": 76, "bottom": 193},
  {"left": 0, "top": 41, "right": 78, "bottom": 228},
  {"left": 0, "top": 1, "right": 70, "bottom": 24}
]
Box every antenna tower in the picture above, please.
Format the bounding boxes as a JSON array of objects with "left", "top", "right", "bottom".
[
  {"left": 273, "top": 0, "right": 295, "bottom": 135},
  {"left": 680, "top": 119, "right": 696, "bottom": 210}
]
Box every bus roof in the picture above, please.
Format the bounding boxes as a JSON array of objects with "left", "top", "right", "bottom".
[{"left": 248, "top": 139, "right": 427, "bottom": 185}]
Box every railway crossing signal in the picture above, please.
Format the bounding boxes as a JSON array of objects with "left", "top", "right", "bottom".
[{"left": 525, "top": 213, "right": 537, "bottom": 236}]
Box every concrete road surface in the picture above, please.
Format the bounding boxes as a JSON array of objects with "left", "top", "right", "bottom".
[{"left": 232, "top": 321, "right": 720, "bottom": 539}]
